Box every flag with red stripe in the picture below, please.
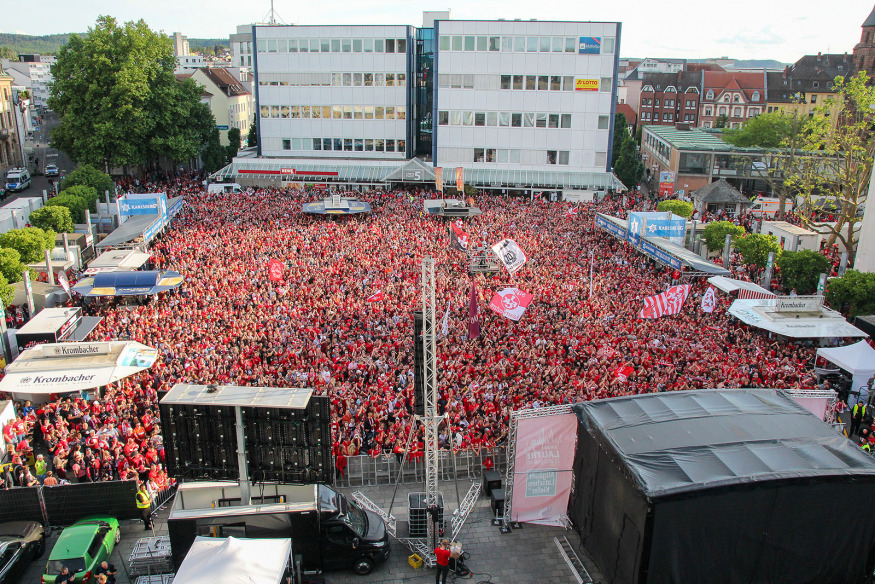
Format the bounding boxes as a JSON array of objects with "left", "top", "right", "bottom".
[
  {"left": 738, "top": 288, "right": 776, "bottom": 300},
  {"left": 638, "top": 284, "right": 691, "bottom": 319},
  {"left": 366, "top": 290, "right": 384, "bottom": 303},
  {"left": 450, "top": 222, "right": 469, "bottom": 251}
]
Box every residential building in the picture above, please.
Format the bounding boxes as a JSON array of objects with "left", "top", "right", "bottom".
[
  {"left": 698, "top": 71, "right": 766, "bottom": 129},
  {"left": 0, "top": 68, "right": 23, "bottom": 177},
  {"left": 637, "top": 71, "right": 700, "bottom": 127},
  {"left": 766, "top": 53, "right": 854, "bottom": 117},
  {"left": 190, "top": 68, "right": 252, "bottom": 145},
  {"left": 230, "top": 24, "right": 258, "bottom": 69},
  {"left": 853, "top": 5, "right": 875, "bottom": 78},
  {"left": 0, "top": 56, "right": 53, "bottom": 109},
  {"left": 172, "top": 33, "right": 191, "bottom": 58},
  {"left": 172, "top": 32, "right": 207, "bottom": 74}
]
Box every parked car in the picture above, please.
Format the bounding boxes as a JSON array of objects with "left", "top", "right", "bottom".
[
  {"left": 0, "top": 521, "right": 46, "bottom": 584},
  {"left": 42, "top": 516, "right": 119, "bottom": 584},
  {"left": 45, "top": 164, "right": 59, "bottom": 177}
]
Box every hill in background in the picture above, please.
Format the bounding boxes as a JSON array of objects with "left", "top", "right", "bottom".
[{"left": 0, "top": 32, "right": 229, "bottom": 58}]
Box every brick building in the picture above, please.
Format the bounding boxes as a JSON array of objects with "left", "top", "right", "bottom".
[
  {"left": 698, "top": 71, "right": 766, "bottom": 129},
  {"left": 637, "top": 71, "right": 701, "bottom": 127},
  {"left": 853, "top": 6, "right": 875, "bottom": 78}
]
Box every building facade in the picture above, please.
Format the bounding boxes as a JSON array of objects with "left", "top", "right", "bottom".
[
  {"left": 0, "top": 69, "right": 23, "bottom": 177},
  {"left": 766, "top": 53, "right": 854, "bottom": 117},
  {"left": 637, "top": 71, "right": 700, "bottom": 127},
  {"left": 698, "top": 71, "right": 766, "bottom": 129},
  {"left": 0, "top": 56, "right": 53, "bottom": 110},
  {"left": 853, "top": 6, "right": 875, "bottom": 78},
  {"left": 190, "top": 68, "right": 252, "bottom": 146}
]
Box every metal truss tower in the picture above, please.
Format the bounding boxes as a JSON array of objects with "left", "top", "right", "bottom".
[{"left": 420, "top": 256, "right": 441, "bottom": 547}]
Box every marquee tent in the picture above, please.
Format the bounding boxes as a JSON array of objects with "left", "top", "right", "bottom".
[
  {"left": 173, "top": 537, "right": 291, "bottom": 584},
  {"left": 817, "top": 341, "right": 875, "bottom": 403}
]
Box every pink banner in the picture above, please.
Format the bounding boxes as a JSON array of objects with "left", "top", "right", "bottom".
[
  {"left": 511, "top": 413, "right": 578, "bottom": 526},
  {"left": 791, "top": 396, "right": 829, "bottom": 421}
]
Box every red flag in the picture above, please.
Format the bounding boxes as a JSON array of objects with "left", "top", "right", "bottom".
[
  {"left": 450, "top": 222, "right": 469, "bottom": 251},
  {"left": 701, "top": 285, "right": 716, "bottom": 313},
  {"left": 268, "top": 259, "right": 284, "bottom": 282},
  {"left": 565, "top": 207, "right": 578, "bottom": 217},
  {"left": 488, "top": 287, "right": 534, "bottom": 321},
  {"left": 615, "top": 365, "right": 634, "bottom": 382},
  {"left": 468, "top": 282, "right": 480, "bottom": 340},
  {"left": 366, "top": 290, "right": 384, "bottom": 303},
  {"left": 638, "top": 284, "right": 691, "bottom": 319}
]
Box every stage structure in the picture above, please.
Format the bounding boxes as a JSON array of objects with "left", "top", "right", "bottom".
[{"left": 353, "top": 257, "right": 481, "bottom": 566}]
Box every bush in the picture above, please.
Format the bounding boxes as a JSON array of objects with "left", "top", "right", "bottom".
[
  {"left": 46, "top": 193, "right": 88, "bottom": 223},
  {"left": 30, "top": 206, "right": 75, "bottom": 234},
  {"left": 0, "top": 273, "right": 13, "bottom": 310},
  {"left": 733, "top": 233, "right": 782, "bottom": 269},
  {"left": 776, "top": 250, "right": 831, "bottom": 295},
  {"left": 0, "top": 227, "right": 56, "bottom": 263},
  {"left": 702, "top": 221, "right": 745, "bottom": 252},
  {"left": 825, "top": 270, "right": 875, "bottom": 317},
  {"left": 59, "top": 164, "right": 113, "bottom": 208},
  {"left": 59, "top": 184, "right": 99, "bottom": 214},
  {"left": 656, "top": 200, "right": 693, "bottom": 218},
  {"left": 0, "top": 247, "right": 27, "bottom": 284}
]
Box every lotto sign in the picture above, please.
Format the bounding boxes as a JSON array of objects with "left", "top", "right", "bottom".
[
  {"left": 575, "top": 78, "right": 599, "bottom": 91},
  {"left": 578, "top": 36, "right": 601, "bottom": 54}
]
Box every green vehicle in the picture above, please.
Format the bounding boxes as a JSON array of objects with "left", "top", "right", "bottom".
[{"left": 42, "top": 516, "right": 120, "bottom": 584}]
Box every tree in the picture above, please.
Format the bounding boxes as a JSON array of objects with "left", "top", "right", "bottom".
[
  {"left": 776, "top": 249, "right": 831, "bottom": 295},
  {"left": 656, "top": 200, "right": 694, "bottom": 218},
  {"left": 0, "top": 227, "right": 56, "bottom": 263},
  {"left": 614, "top": 136, "right": 644, "bottom": 191},
  {"left": 226, "top": 127, "right": 242, "bottom": 160},
  {"left": 29, "top": 206, "right": 75, "bottom": 234},
  {"left": 714, "top": 114, "right": 729, "bottom": 129},
  {"left": 0, "top": 274, "right": 13, "bottom": 310},
  {"left": 59, "top": 164, "right": 114, "bottom": 205},
  {"left": 59, "top": 184, "right": 99, "bottom": 214},
  {"left": 247, "top": 121, "right": 258, "bottom": 148},
  {"left": 46, "top": 193, "right": 88, "bottom": 223},
  {"left": 611, "top": 112, "right": 628, "bottom": 168},
  {"left": 0, "top": 248, "right": 27, "bottom": 284},
  {"left": 733, "top": 233, "right": 782, "bottom": 269},
  {"left": 825, "top": 270, "right": 875, "bottom": 317},
  {"left": 48, "top": 16, "right": 217, "bottom": 169},
  {"left": 702, "top": 221, "right": 745, "bottom": 252},
  {"left": 722, "top": 112, "right": 794, "bottom": 148},
  {"left": 201, "top": 128, "right": 228, "bottom": 174}
]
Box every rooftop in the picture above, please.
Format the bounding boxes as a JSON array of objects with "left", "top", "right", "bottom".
[{"left": 645, "top": 125, "right": 736, "bottom": 151}]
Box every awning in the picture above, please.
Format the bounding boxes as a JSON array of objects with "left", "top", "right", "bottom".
[
  {"left": 707, "top": 276, "right": 774, "bottom": 296},
  {"left": 643, "top": 236, "right": 730, "bottom": 275},
  {"left": 95, "top": 214, "right": 163, "bottom": 249},
  {"left": 173, "top": 537, "right": 291, "bottom": 584},
  {"left": 84, "top": 249, "right": 152, "bottom": 275},
  {"left": 816, "top": 341, "right": 875, "bottom": 400},
  {"left": 0, "top": 341, "right": 159, "bottom": 394},
  {"left": 72, "top": 270, "right": 184, "bottom": 297},
  {"left": 729, "top": 298, "right": 868, "bottom": 338}
]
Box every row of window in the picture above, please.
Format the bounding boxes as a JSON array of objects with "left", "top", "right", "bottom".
[
  {"left": 643, "top": 133, "right": 670, "bottom": 164},
  {"left": 437, "top": 110, "right": 582, "bottom": 129},
  {"left": 498, "top": 74, "right": 574, "bottom": 92},
  {"left": 640, "top": 99, "right": 697, "bottom": 109},
  {"left": 640, "top": 112, "right": 696, "bottom": 123},
  {"left": 473, "top": 148, "right": 570, "bottom": 165},
  {"left": 438, "top": 74, "right": 612, "bottom": 92},
  {"left": 260, "top": 105, "right": 407, "bottom": 120},
  {"left": 703, "top": 90, "right": 761, "bottom": 102},
  {"left": 702, "top": 106, "right": 761, "bottom": 118},
  {"left": 258, "top": 71, "right": 407, "bottom": 87},
  {"left": 438, "top": 35, "right": 616, "bottom": 54},
  {"left": 258, "top": 38, "right": 408, "bottom": 54},
  {"left": 282, "top": 137, "right": 407, "bottom": 152}
]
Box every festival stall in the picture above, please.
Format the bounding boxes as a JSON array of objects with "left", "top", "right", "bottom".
[{"left": 816, "top": 341, "right": 875, "bottom": 404}]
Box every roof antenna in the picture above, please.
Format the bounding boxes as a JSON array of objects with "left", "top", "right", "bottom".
[{"left": 263, "top": 0, "right": 285, "bottom": 25}]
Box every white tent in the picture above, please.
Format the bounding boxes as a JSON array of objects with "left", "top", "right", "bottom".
[
  {"left": 173, "top": 537, "right": 291, "bottom": 584},
  {"left": 728, "top": 299, "right": 868, "bottom": 339},
  {"left": 707, "top": 276, "right": 773, "bottom": 297},
  {"left": 817, "top": 341, "right": 875, "bottom": 404}
]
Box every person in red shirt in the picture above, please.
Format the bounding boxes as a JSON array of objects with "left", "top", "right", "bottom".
[{"left": 434, "top": 539, "right": 451, "bottom": 584}]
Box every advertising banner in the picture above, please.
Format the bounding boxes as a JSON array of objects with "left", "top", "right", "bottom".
[
  {"left": 512, "top": 414, "right": 578, "bottom": 525},
  {"left": 578, "top": 37, "right": 601, "bottom": 54},
  {"left": 644, "top": 219, "right": 686, "bottom": 238},
  {"left": 575, "top": 78, "right": 599, "bottom": 91},
  {"left": 118, "top": 193, "right": 168, "bottom": 218},
  {"left": 595, "top": 214, "right": 627, "bottom": 239},
  {"left": 435, "top": 167, "right": 443, "bottom": 192},
  {"left": 455, "top": 167, "right": 464, "bottom": 191},
  {"left": 658, "top": 171, "right": 676, "bottom": 197}
]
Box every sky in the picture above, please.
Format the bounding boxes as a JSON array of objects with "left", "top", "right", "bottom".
[{"left": 1, "top": 0, "right": 871, "bottom": 63}]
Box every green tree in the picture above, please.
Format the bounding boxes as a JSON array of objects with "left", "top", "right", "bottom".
[
  {"left": 702, "top": 221, "right": 745, "bottom": 252},
  {"left": 611, "top": 112, "right": 628, "bottom": 168},
  {"left": 656, "top": 200, "right": 694, "bottom": 218},
  {"left": 614, "top": 136, "right": 644, "bottom": 191},
  {"left": 0, "top": 227, "right": 56, "bottom": 263},
  {"left": 201, "top": 128, "right": 228, "bottom": 173},
  {"left": 722, "top": 112, "right": 793, "bottom": 148},
  {"left": 714, "top": 114, "right": 730, "bottom": 129},
  {"left": 247, "top": 121, "right": 257, "bottom": 148},
  {"left": 59, "top": 184, "right": 99, "bottom": 214},
  {"left": 29, "top": 206, "right": 75, "bottom": 234},
  {"left": 776, "top": 249, "right": 831, "bottom": 295},
  {"left": 0, "top": 274, "right": 13, "bottom": 310},
  {"left": 0, "top": 248, "right": 27, "bottom": 284},
  {"left": 59, "top": 164, "right": 114, "bottom": 205},
  {"left": 45, "top": 193, "right": 88, "bottom": 223},
  {"left": 734, "top": 233, "right": 782, "bottom": 269},
  {"left": 226, "top": 127, "right": 242, "bottom": 160},
  {"left": 48, "top": 16, "right": 216, "bottom": 169},
  {"left": 825, "top": 269, "right": 875, "bottom": 317}
]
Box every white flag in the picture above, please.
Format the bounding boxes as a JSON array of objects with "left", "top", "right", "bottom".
[
  {"left": 440, "top": 303, "right": 450, "bottom": 338},
  {"left": 57, "top": 270, "right": 71, "bottom": 295},
  {"left": 701, "top": 285, "right": 716, "bottom": 313},
  {"left": 491, "top": 238, "right": 528, "bottom": 274}
]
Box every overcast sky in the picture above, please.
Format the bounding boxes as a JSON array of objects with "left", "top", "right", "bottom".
[{"left": 2, "top": 0, "right": 871, "bottom": 63}]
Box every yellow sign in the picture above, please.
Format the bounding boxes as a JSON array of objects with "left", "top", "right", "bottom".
[
  {"left": 575, "top": 78, "right": 599, "bottom": 91},
  {"left": 435, "top": 167, "right": 443, "bottom": 192}
]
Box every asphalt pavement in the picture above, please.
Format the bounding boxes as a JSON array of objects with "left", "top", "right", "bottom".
[{"left": 4, "top": 111, "right": 76, "bottom": 203}]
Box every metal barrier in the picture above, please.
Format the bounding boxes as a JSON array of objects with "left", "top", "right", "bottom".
[{"left": 334, "top": 447, "right": 507, "bottom": 488}]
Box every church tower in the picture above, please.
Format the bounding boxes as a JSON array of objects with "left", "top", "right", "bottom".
[{"left": 853, "top": 6, "right": 875, "bottom": 76}]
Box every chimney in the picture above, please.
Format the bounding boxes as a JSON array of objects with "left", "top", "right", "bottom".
[{"left": 783, "top": 65, "right": 789, "bottom": 79}]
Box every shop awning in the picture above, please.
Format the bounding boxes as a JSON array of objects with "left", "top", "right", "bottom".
[
  {"left": 729, "top": 298, "right": 868, "bottom": 338},
  {"left": 72, "top": 270, "right": 184, "bottom": 297},
  {"left": 0, "top": 341, "right": 159, "bottom": 395}
]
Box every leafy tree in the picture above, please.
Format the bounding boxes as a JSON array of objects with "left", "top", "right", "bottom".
[
  {"left": 656, "top": 200, "right": 694, "bottom": 218},
  {"left": 776, "top": 250, "right": 831, "bottom": 295},
  {"left": 59, "top": 184, "right": 99, "bottom": 214},
  {"left": 30, "top": 206, "right": 74, "bottom": 234},
  {"left": 714, "top": 114, "right": 729, "bottom": 128},
  {"left": 0, "top": 227, "right": 56, "bottom": 263},
  {"left": 226, "top": 127, "right": 242, "bottom": 160},
  {"left": 0, "top": 274, "right": 13, "bottom": 310},
  {"left": 0, "top": 248, "right": 27, "bottom": 284},
  {"left": 825, "top": 269, "right": 875, "bottom": 317},
  {"left": 48, "top": 16, "right": 216, "bottom": 169},
  {"left": 201, "top": 128, "right": 228, "bottom": 173},
  {"left": 734, "top": 233, "right": 782, "bottom": 269},
  {"left": 723, "top": 112, "right": 793, "bottom": 148},
  {"left": 614, "top": 136, "right": 644, "bottom": 191},
  {"left": 46, "top": 194, "right": 88, "bottom": 223},
  {"left": 59, "top": 164, "right": 114, "bottom": 205},
  {"left": 247, "top": 121, "right": 258, "bottom": 147},
  {"left": 702, "top": 221, "right": 745, "bottom": 252},
  {"left": 611, "top": 112, "right": 628, "bottom": 168}
]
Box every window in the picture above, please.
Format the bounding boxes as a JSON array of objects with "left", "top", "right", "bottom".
[
  {"left": 331, "top": 72, "right": 342, "bottom": 86},
  {"left": 310, "top": 39, "right": 320, "bottom": 52},
  {"left": 288, "top": 39, "right": 298, "bottom": 52},
  {"left": 527, "top": 37, "right": 538, "bottom": 52},
  {"left": 561, "top": 114, "right": 572, "bottom": 128},
  {"left": 268, "top": 40, "right": 278, "bottom": 52},
  {"left": 354, "top": 139, "right": 363, "bottom": 151},
  {"left": 386, "top": 73, "right": 395, "bottom": 87},
  {"left": 538, "top": 76, "right": 549, "bottom": 90},
  {"left": 547, "top": 150, "right": 557, "bottom": 164},
  {"left": 282, "top": 139, "right": 291, "bottom": 150},
  {"left": 499, "top": 112, "right": 510, "bottom": 126},
  {"left": 353, "top": 73, "right": 363, "bottom": 86},
  {"left": 386, "top": 106, "right": 396, "bottom": 119},
  {"left": 751, "top": 91, "right": 760, "bottom": 101},
  {"left": 386, "top": 39, "right": 396, "bottom": 53},
  {"left": 598, "top": 115, "right": 610, "bottom": 129},
  {"left": 551, "top": 76, "right": 561, "bottom": 91},
  {"left": 397, "top": 106, "right": 406, "bottom": 120},
  {"left": 563, "top": 76, "right": 574, "bottom": 91},
  {"left": 439, "top": 111, "right": 449, "bottom": 125},
  {"left": 331, "top": 39, "right": 341, "bottom": 52},
  {"left": 665, "top": 99, "right": 674, "bottom": 107},
  {"left": 343, "top": 139, "right": 352, "bottom": 151},
  {"left": 489, "top": 36, "right": 500, "bottom": 51},
  {"left": 334, "top": 138, "right": 342, "bottom": 150},
  {"left": 464, "top": 36, "right": 475, "bottom": 51},
  {"left": 474, "top": 148, "right": 485, "bottom": 162},
  {"left": 706, "top": 89, "right": 714, "bottom": 100},
  {"left": 733, "top": 94, "right": 741, "bottom": 103},
  {"left": 536, "top": 113, "right": 547, "bottom": 127},
  {"left": 375, "top": 106, "right": 384, "bottom": 119},
  {"left": 514, "top": 37, "right": 526, "bottom": 52},
  {"left": 271, "top": 106, "right": 280, "bottom": 117},
  {"left": 600, "top": 77, "right": 612, "bottom": 92},
  {"left": 565, "top": 37, "right": 576, "bottom": 52},
  {"left": 526, "top": 75, "right": 536, "bottom": 90},
  {"left": 705, "top": 107, "right": 712, "bottom": 116},
  {"left": 375, "top": 73, "right": 385, "bottom": 86},
  {"left": 686, "top": 100, "right": 696, "bottom": 109},
  {"left": 452, "top": 36, "right": 462, "bottom": 51},
  {"left": 552, "top": 37, "right": 563, "bottom": 52},
  {"left": 539, "top": 37, "right": 551, "bottom": 52},
  {"left": 386, "top": 139, "right": 395, "bottom": 151},
  {"left": 323, "top": 138, "right": 332, "bottom": 150},
  {"left": 602, "top": 37, "right": 615, "bottom": 53},
  {"left": 722, "top": 94, "right": 730, "bottom": 102},
  {"left": 511, "top": 113, "right": 522, "bottom": 127},
  {"left": 595, "top": 151, "right": 607, "bottom": 166},
  {"left": 342, "top": 39, "right": 351, "bottom": 52},
  {"left": 398, "top": 39, "right": 407, "bottom": 52},
  {"left": 733, "top": 107, "right": 742, "bottom": 117},
  {"left": 398, "top": 73, "right": 406, "bottom": 86},
  {"left": 343, "top": 106, "right": 353, "bottom": 119},
  {"left": 440, "top": 36, "right": 450, "bottom": 50},
  {"left": 375, "top": 38, "right": 385, "bottom": 52},
  {"left": 524, "top": 112, "right": 535, "bottom": 127},
  {"left": 548, "top": 114, "right": 559, "bottom": 128},
  {"left": 313, "top": 138, "right": 322, "bottom": 150},
  {"left": 364, "top": 106, "right": 374, "bottom": 119},
  {"left": 501, "top": 75, "right": 511, "bottom": 90},
  {"left": 502, "top": 37, "right": 512, "bottom": 52},
  {"left": 374, "top": 139, "right": 384, "bottom": 151},
  {"left": 364, "top": 73, "right": 373, "bottom": 87},
  {"left": 365, "top": 139, "right": 374, "bottom": 151},
  {"left": 487, "top": 112, "right": 497, "bottom": 126},
  {"left": 558, "top": 151, "right": 569, "bottom": 165},
  {"left": 450, "top": 111, "right": 461, "bottom": 125},
  {"left": 718, "top": 106, "right": 727, "bottom": 116},
  {"left": 641, "top": 112, "right": 650, "bottom": 121},
  {"left": 477, "top": 36, "right": 487, "bottom": 51},
  {"left": 513, "top": 75, "right": 523, "bottom": 90},
  {"left": 810, "top": 94, "right": 817, "bottom": 103},
  {"left": 292, "top": 138, "right": 302, "bottom": 150},
  {"left": 663, "top": 113, "right": 672, "bottom": 121},
  {"left": 463, "top": 111, "right": 473, "bottom": 125},
  {"left": 475, "top": 112, "right": 486, "bottom": 126},
  {"left": 332, "top": 105, "right": 342, "bottom": 119}
]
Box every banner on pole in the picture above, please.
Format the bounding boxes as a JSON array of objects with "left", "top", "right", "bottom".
[
  {"left": 455, "top": 167, "right": 464, "bottom": 192},
  {"left": 491, "top": 239, "right": 528, "bottom": 274},
  {"left": 435, "top": 167, "right": 443, "bottom": 192},
  {"left": 488, "top": 287, "right": 534, "bottom": 321}
]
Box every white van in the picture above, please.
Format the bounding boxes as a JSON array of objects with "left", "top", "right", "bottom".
[
  {"left": 5, "top": 168, "right": 31, "bottom": 193},
  {"left": 748, "top": 197, "right": 785, "bottom": 219},
  {"left": 207, "top": 182, "right": 243, "bottom": 194}
]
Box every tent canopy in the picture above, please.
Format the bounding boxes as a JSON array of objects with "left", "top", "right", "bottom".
[
  {"left": 173, "top": 537, "right": 290, "bottom": 584},
  {"left": 817, "top": 341, "right": 875, "bottom": 376},
  {"left": 729, "top": 298, "right": 868, "bottom": 338},
  {"left": 707, "top": 275, "right": 772, "bottom": 296}
]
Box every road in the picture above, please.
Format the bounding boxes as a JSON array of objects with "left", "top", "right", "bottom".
[{"left": 4, "top": 111, "right": 76, "bottom": 202}]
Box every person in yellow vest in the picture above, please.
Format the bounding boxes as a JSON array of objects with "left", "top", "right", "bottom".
[
  {"left": 136, "top": 483, "right": 152, "bottom": 529},
  {"left": 852, "top": 401, "right": 867, "bottom": 436},
  {"left": 861, "top": 437, "right": 871, "bottom": 454},
  {"left": 34, "top": 454, "right": 47, "bottom": 484}
]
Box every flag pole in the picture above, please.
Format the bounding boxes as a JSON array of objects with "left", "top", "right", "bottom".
[{"left": 588, "top": 251, "right": 594, "bottom": 299}]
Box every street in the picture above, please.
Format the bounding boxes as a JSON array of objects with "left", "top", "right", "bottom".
[{"left": 5, "top": 111, "right": 76, "bottom": 203}]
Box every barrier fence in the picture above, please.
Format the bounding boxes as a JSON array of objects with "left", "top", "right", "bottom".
[{"left": 334, "top": 447, "right": 507, "bottom": 489}]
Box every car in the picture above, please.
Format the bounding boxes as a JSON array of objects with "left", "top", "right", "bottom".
[
  {"left": 0, "top": 521, "right": 46, "bottom": 584},
  {"left": 42, "top": 516, "right": 120, "bottom": 584},
  {"left": 45, "top": 164, "right": 59, "bottom": 177}
]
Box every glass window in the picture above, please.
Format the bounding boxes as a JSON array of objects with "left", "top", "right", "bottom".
[
  {"left": 353, "top": 39, "right": 362, "bottom": 52},
  {"left": 477, "top": 36, "right": 487, "bottom": 51},
  {"left": 386, "top": 73, "right": 395, "bottom": 87},
  {"left": 332, "top": 105, "right": 342, "bottom": 119},
  {"left": 526, "top": 75, "right": 536, "bottom": 90},
  {"left": 602, "top": 38, "right": 615, "bottom": 53},
  {"left": 298, "top": 40, "right": 307, "bottom": 53},
  {"left": 559, "top": 151, "right": 569, "bottom": 165},
  {"left": 475, "top": 112, "right": 486, "bottom": 126},
  {"left": 499, "top": 112, "right": 510, "bottom": 126},
  {"left": 343, "top": 139, "right": 352, "bottom": 151},
  {"left": 538, "top": 76, "right": 549, "bottom": 90},
  {"left": 365, "top": 138, "right": 374, "bottom": 151},
  {"left": 386, "top": 139, "right": 395, "bottom": 152},
  {"left": 342, "top": 39, "right": 351, "bottom": 52},
  {"left": 514, "top": 37, "right": 526, "bottom": 52},
  {"left": 439, "top": 111, "right": 449, "bottom": 125},
  {"left": 321, "top": 39, "right": 330, "bottom": 52},
  {"left": 497, "top": 149, "right": 508, "bottom": 163},
  {"left": 268, "top": 40, "right": 278, "bottom": 52},
  {"left": 257, "top": 39, "right": 266, "bottom": 52},
  {"left": 452, "top": 36, "right": 462, "bottom": 51},
  {"left": 285, "top": 105, "right": 295, "bottom": 118},
  {"left": 489, "top": 37, "right": 500, "bottom": 51},
  {"left": 501, "top": 75, "right": 511, "bottom": 90},
  {"left": 511, "top": 113, "right": 522, "bottom": 127},
  {"left": 561, "top": 114, "right": 571, "bottom": 128},
  {"left": 353, "top": 106, "right": 363, "bottom": 119},
  {"left": 292, "top": 138, "right": 302, "bottom": 150},
  {"left": 288, "top": 39, "right": 298, "bottom": 53},
  {"left": 510, "top": 150, "right": 520, "bottom": 163},
  {"left": 547, "top": 150, "right": 557, "bottom": 164},
  {"left": 364, "top": 73, "right": 373, "bottom": 86},
  {"left": 271, "top": 106, "right": 280, "bottom": 117},
  {"left": 312, "top": 106, "right": 322, "bottom": 119},
  {"left": 303, "top": 106, "right": 313, "bottom": 118},
  {"left": 364, "top": 106, "right": 374, "bottom": 119},
  {"left": 513, "top": 75, "right": 523, "bottom": 90},
  {"left": 600, "top": 77, "right": 612, "bottom": 92},
  {"left": 486, "top": 112, "right": 497, "bottom": 126},
  {"left": 527, "top": 37, "right": 538, "bottom": 52},
  {"left": 501, "top": 37, "right": 512, "bottom": 52},
  {"left": 375, "top": 73, "right": 385, "bottom": 86},
  {"left": 524, "top": 112, "right": 535, "bottom": 127},
  {"left": 397, "top": 106, "right": 406, "bottom": 120},
  {"left": 463, "top": 111, "right": 473, "bottom": 125},
  {"left": 536, "top": 113, "right": 547, "bottom": 127},
  {"left": 450, "top": 111, "right": 461, "bottom": 125},
  {"left": 342, "top": 73, "right": 352, "bottom": 86},
  {"left": 343, "top": 106, "right": 353, "bottom": 119},
  {"left": 364, "top": 39, "right": 373, "bottom": 52},
  {"left": 353, "top": 73, "right": 363, "bottom": 86},
  {"left": 440, "top": 36, "right": 450, "bottom": 50},
  {"left": 333, "top": 138, "right": 342, "bottom": 151},
  {"left": 386, "top": 39, "right": 395, "bottom": 53},
  {"left": 398, "top": 39, "right": 407, "bottom": 53},
  {"left": 375, "top": 106, "right": 384, "bottom": 119},
  {"left": 486, "top": 148, "right": 495, "bottom": 162},
  {"left": 678, "top": 152, "right": 710, "bottom": 174},
  {"left": 331, "top": 72, "right": 342, "bottom": 86},
  {"left": 565, "top": 37, "right": 576, "bottom": 52},
  {"left": 282, "top": 139, "right": 291, "bottom": 150},
  {"left": 386, "top": 106, "right": 395, "bottom": 119},
  {"left": 398, "top": 139, "right": 405, "bottom": 152},
  {"left": 354, "top": 139, "right": 363, "bottom": 151},
  {"left": 598, "top": 115, "right": 610, "bottom": 129},
  {"left": 563, "top": 76, "right": 574, "bottom": 91},
  {"left": 331, "top": 39, "right": 341, "bottom": 52},
  {"left": 548, "top": 114, "right": 559, "bottom": 128},
  {"left": 374, "top": 138, "right": 384, "bottom": 151},
  {"left": 398, "top": 73, "right": 406, "bottom": 86},
  {"left": 474, "top": 148, "right": 484, "bottom": 162},
  {"left": 310, "top": 39, "right": 320, "bottom": 52},
  {"left": 539, "top": 37, "right": 551, "bottom": 52},
  {"left": 551, "top": 76, "right": 561, "bottom": 91},
  {"left": 323, "top": 138, "right": 332, "bottom": 150},
  {"left": 464, "top": 36, "right": 475, "bottom": 51},
  {"left": 552, "top": 37, "right": 563, "bottom": 52},
  {"left": 313, "top": 138, "right": 322, "bottom": 150},
  {"left": 375, "top": 38, "right": 384, "bottom": 52}
]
